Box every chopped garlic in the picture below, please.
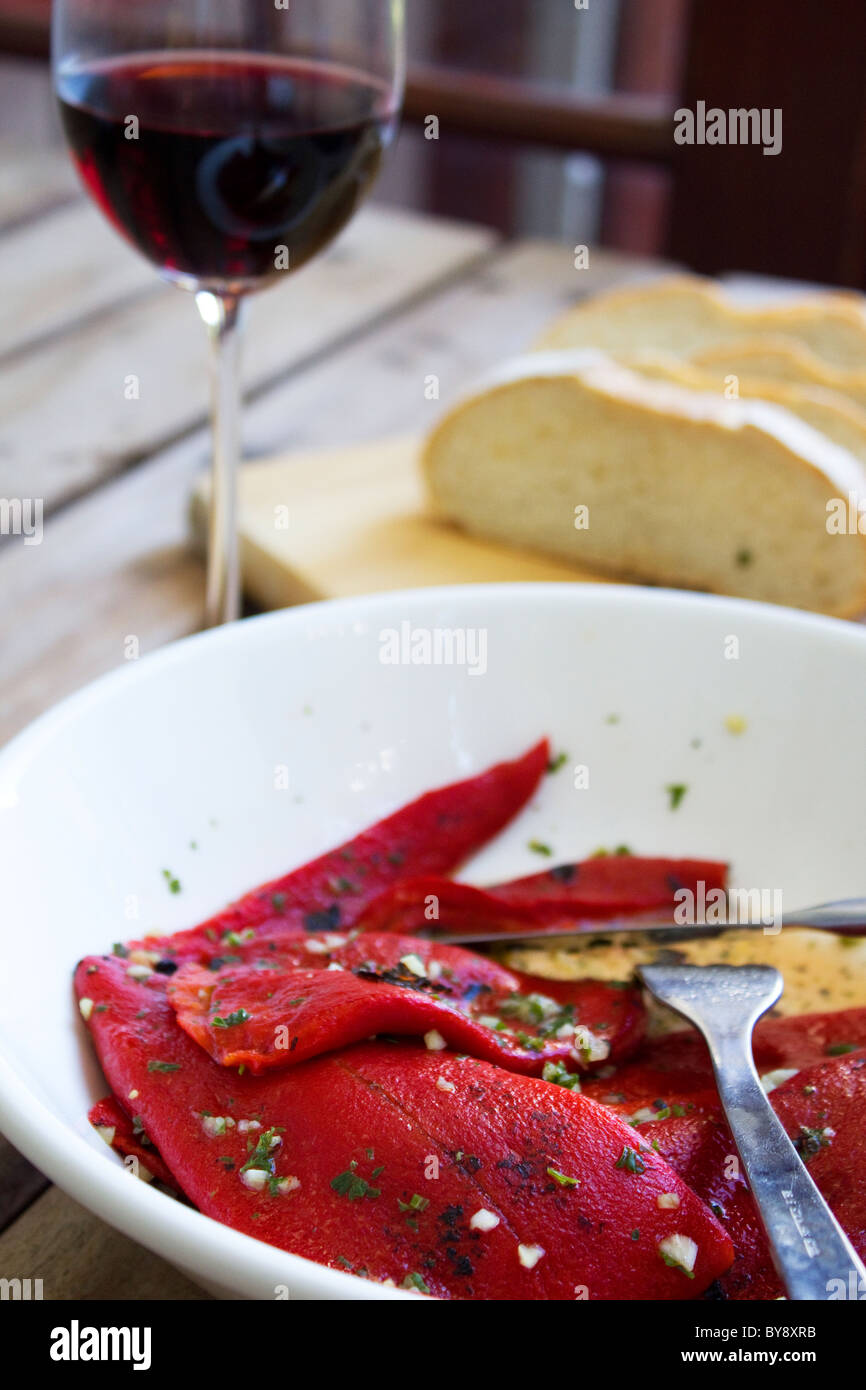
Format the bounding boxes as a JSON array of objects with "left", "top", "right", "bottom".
[
  {"left": 657, "top": 1193, "right": 680, "bottom": 1209},
  {"left": 273, "top": 1176, "right": 301, "bottom": 1195},
  {"left": 427, "top": 960, "right": 443, "bottom": 982},
  {"left": 517, "top": 1243, "right": 545, "bottom": 1270},
  {"left": 326, "top": 962, "right": 344, "bottom": 972},
  {"left": 724, "top": 714, "right": 748, "bottom": 735},
  {"left": 237, "top": 1119, "right": 261, "bottom": 1134},
  {"left": 95, "top": 1125, "right": 116, "bottom": 1147},
  {"left": 305, "top": 939, "right": 330, "bottom": 954},
  {"left": 128, "top": 1089, "right": 139, "bottom": 1100},
  {"left": 571, "top": 1026, "right": 610, "bottom": 1064},
  {"left": 128, "top": 949, "right": 160, "bottom": 967},
  {"left": 201, "top": 1115, "right": 235, "bottom": 1138},
  {"left": 424, "top": 1030, "right": 447, "bottom": 1051},
  {"left": 436, "top": 1076, "right": 455, "bottom": 1093},
  {"left": 241, "top": 1168, "right": 268, "bottom": 1191},
  {"left": 79, "top": 998, "right": 94, "bottom": 1021},
  {"left": 760, "top": 1068, "right": 798, "bottom": 1095},
  {"left": 400, "top": 953, "right": 427, "bottom": 978},
  {"left": 659, "top": 1233, "right": 698, "bottom": 1274},
  {"left": 126, "top": 963, "right": 153, "bottom": 982},
  {"left": 478, "top": 1015, "right": 501, "bottom": 1029},
  {"left": 323, "top": 934, "right": 347, "bottom": 951},
  {"left": 470, "top": 1209, "right": 500, "bottom": 1232}
]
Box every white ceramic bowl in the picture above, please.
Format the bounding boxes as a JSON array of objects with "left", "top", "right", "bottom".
[{"left": 0, "top": 584, "right": 864, "bottom": 1300}]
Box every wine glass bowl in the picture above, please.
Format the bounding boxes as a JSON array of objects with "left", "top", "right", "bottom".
[
  {"left": 52, "top": 2, "right": 405, "bottom": 622},
  {"left": 56, "top": 49, "right": 402, "bottom": 296}
]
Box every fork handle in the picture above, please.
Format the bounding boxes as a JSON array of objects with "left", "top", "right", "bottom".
[{"left": 709, "top": 1032, "right": 866, "bottom": 1300}]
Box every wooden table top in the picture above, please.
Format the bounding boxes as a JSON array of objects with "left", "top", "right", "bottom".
[{"left": 0, "top": 140, "right": 654, "bottom": 1299}]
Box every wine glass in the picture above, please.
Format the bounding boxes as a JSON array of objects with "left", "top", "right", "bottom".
[{"left": 52, "top": 1, "right": 406, "bottom": 626}]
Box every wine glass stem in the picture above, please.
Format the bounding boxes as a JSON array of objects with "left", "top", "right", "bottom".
[{"left": 196, "top": 290, "right": 246, "bottom": 628}]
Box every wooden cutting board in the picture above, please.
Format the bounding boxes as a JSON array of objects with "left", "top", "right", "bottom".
[{"left": 191, "top": 435, "right": 608, "bottom": 610}]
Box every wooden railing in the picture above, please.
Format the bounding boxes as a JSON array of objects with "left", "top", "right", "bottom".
[{"left": 0, "top": 8, "right": 674, "bottom": 167}]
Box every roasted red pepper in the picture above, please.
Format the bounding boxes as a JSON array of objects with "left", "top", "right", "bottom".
[
  {"left": 74, "top": 955, "right": 733, "bottom": 1300},
  {"left": 636, "top": 1048, "right": 866, "bottom": 1300},
  {"left": 355, "top": 857, "right": 729, "bottom": 936},
  {"left": 137, "top": 739, "right": 549, "bottom": 964},
  {"left": 166, "top": 930, "right": 645, "bottom": 1076},
  {"left": 88, "top": 1096, "right": 178, "bottom": 1190},
  {"left": 581, "top": 1006, "right": 866, "bottom": 1114},
  {"left": 491, "top": 855, "right": 729, "bottom": 913}
]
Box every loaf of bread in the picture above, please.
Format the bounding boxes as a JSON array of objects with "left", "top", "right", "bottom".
[
  {"left": 423, "top": 351, "right": 866, "bottom": 617},
  {"left": 536, "top": 275, "right": 866, "bottom": 371},
  {"left": 689, "top": 338, "right": 866, "bottom": 414},
  {"left": 619, "top": 352, "right": 866, "bottom": 466}
]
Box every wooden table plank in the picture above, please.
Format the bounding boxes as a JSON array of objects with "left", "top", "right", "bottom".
[
  {"left": 0, "top": 1133, "right": 49, "bottom": 1230},
  {"left": 0, "top": 200, "right": 157, "bottom": 360},
  {"left": 0, "top": 205, "right": 494, "bottom": 514},
  {"left": 0, "top": 1187, "right": 210, "bottom": 1300},
  {"left": 0, "top": 138, "right": 78, "bottom": 235}
]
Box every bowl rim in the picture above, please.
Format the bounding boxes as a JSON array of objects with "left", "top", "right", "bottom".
[{"left": 1, "top": 581, "right": 863, "bottom": 1300}]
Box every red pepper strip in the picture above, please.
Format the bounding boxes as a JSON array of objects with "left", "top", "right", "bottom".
[
  {"left": 635, "top": 1110, "right": 781, "bottom": 1301},
  {"left": 341, "top": 1045, "right": 734, "bottom": 1300},
  {"left": 75, "top": 955, "right": 732, "bottom": 1300},
  {"left": 637, "top": 1050, "right": 866, "bottom": 1301},
  {"left": 166, "top": 931, "right": 645, "bottom": 1076},
  {"left": 581, "top": 1006, "right": 866, "bottom": 1114},
  {"left": 491, "top": 856, "right": 729, "bottom": 912},
  {"left": 354, "top": 857, "right": 729, "bottom": 936},
  {"left": 136, "top": 739, "right": 549, "bottom": 964},
  {"left": 88, "top": 1096, "right": 178, "bottom": 1190}
]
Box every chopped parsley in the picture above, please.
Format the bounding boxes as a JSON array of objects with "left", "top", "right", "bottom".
[
  {"left": 147, "top": 1060, "right": 180, "bottom": 1073},
  {"left": 240, "top": 1128, "right": 281, "bottom": 1176},
  {"left": 615, "top": 1146, "right": 646, "bottom": 1175},
  {"left": 213, "top": 1008, "right": 252, "bottom": 1029},
  {"left": 546, "top": 1167, "right": 579, "bottom": 1188},
  {"left": 794, "top": 1125, "right": 833, "bottom": 1162},
  {"left": 528, "top": 839, "right": 553, "bottom": 857},
  {"left": 162, "top": 869, "right": 182, "bottom": 894},
  {"left": 398, "top": 1193, "right": 430, "bottom": 1212},
  {"left": 542, "top": 1060, "right": 582, "bottom": 1090},
  {"left": 402, "top": 1272, "right": 431, "bottom": 1295},
  {"left": 330, "top": 1160, "right": 381, "bottom": 1201},
  {"left": 547, "top": 752, "right": 568, "bottom": 774},
  {"left": 826, "top": 1042, "right": 858, "bottom": 1056},
  {"left": 666, "top": 783, "right": 688, "bottom": 811}
]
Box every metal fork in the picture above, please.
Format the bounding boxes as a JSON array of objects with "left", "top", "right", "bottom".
[{"left": 638, "top": 963, "right": 866, "bottom": 1301}]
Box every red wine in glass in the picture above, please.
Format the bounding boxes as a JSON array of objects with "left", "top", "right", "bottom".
[{"left": 57, "top": 52, "right": 399, "bottom": 289}]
